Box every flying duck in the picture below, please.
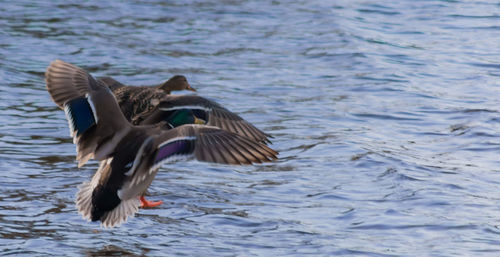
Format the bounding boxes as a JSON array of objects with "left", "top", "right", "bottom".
[{"left": 45, "top": 60, "right": 278, "bottom": 227}]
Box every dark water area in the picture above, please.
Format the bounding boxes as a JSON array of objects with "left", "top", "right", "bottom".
[{"left": 1, "top": 0, "right": 500, "bottom": 256}]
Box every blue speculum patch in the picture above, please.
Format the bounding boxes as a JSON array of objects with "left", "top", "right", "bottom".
[{"left": 65, "top": 97, "right": 96, "bottom": 136}]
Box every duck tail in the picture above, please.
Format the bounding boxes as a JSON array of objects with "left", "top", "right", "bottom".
[
  {"left": 75, "top": 180, "right": 141, "bottom": 228},
  {"left": 99, "top": 197, "right": 140, "bottom": 228},
  {"left": 75, "top": 181, "right": 95, "bottom": 221}
]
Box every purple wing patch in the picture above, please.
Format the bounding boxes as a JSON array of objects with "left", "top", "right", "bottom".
[{"left": 154, "top": 138, "right": 195, "bottom": 165}]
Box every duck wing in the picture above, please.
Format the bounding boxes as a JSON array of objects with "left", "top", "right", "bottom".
[
  {"left": 151, "top": 124, "right": 277, "bottom": 168},
  {"left": 139, "top": 95, "right": 272, "bottom": 144},
  {"left": 45, "top": 60, "right": 131, "bottom": 167}
]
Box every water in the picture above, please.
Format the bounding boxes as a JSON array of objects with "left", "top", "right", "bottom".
[{"left": 1, "top": 0, "right": 500, "bottom": 255}]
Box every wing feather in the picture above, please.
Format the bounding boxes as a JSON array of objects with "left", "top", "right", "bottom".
[
  {"left": 45, "top": 60, "right": 96, "bottom": 109},
  {"left": 207, "top": 133, "right": 231, "bottom": 164},
  {"left": 154, "top": 125, "right": 277, "bottom": 168},
  {"left": 215, "top": 133, "right": 247, "bottom": 165},
  {"left": 45, "top": 60, "right": 131, "bottom": 166},
  {"left": 139, "top": 95, "right": 272, "bottom": 143},
  {"left": 152, "top": 125, "right": 277, "bottom": 167}
]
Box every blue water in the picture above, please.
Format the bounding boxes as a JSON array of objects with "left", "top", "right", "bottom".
[{"left": 1, "top": 0, "right": 500, "bottom": 256}]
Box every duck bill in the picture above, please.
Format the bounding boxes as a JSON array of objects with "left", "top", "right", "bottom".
[
  {"left": 187, "top": 84, "right": 196, "bottom": 92},
  {"left": 194, "top": 116, "right": 205, "bottom": 124}
]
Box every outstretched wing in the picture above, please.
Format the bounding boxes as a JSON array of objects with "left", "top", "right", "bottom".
[
  {"left": 45, "top": 60, "right": 131, "bottom": 166},
  {"left": 45, "top": 60, "right": 100, "bottom": 109},
  {"left": 139, "top": 95, "right": 272, "bottom": 144},
  {"left": 150, "top": 124, "right": 277, "bottom": 170}
]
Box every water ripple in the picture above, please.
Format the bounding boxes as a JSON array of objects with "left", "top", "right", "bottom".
[{"left": 1, "top": 0, "right": 500, "bottom": 256}]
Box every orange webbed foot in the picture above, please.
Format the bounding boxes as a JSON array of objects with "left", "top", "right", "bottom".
[{"left": 140, "top": 196, "right": 163, "bottom": 208}]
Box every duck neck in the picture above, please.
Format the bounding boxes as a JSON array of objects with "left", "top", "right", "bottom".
[{"left": 157, "top": 81, "right": 173, "bottom": 94}]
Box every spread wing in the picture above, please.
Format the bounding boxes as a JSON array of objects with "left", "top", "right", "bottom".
[
  {"left": 151, "top": 124, "right": 277, "bottom": 169},
  {"left": 45, "top": 60, "right": 130, "bottom": 166},
  {"left": 139, "top": 95, "right": 272, "bottom": 144},
  {"left": 45, "top": 60, "right": 99, "bottom": 109}
]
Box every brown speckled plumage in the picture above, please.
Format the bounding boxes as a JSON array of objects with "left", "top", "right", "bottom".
[{"left": 98, "top": 76, "right": 194, "bottom": 124}]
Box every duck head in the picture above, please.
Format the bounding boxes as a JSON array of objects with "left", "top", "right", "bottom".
[{"left": 158, "top": 75, "right": 196, "bottom": 93}]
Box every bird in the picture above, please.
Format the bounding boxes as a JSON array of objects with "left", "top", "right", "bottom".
[
  {"left": 45, "top": 60, "right": 278, "bottom": 227},
  {"left": 98, "top": 76, "right": 272, "bottom": 144}
]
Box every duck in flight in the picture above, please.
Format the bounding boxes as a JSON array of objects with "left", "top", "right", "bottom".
[{"left": 45, "top": 60, "right": 278, "bottom": 227}]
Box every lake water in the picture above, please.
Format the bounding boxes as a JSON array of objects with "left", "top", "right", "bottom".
[{"left": 1, "top": 0, "right": 500, "bottom": 256}]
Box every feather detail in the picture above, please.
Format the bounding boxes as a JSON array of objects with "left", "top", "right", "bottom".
[
  {"left": 86, "top": 94, "right": 99, "bottom": 124},
  {"left": 159, "top": 105, "right": 212, "bottom": 112},
  {"left": 63, "top": 97, "right": 97, "bottom": 138},
  {"left": 99, "top": 198, "right": 140, "bottom": 228},
  {"left": 75, "top": 158, "right": 111, "bottom": 220},
  {"left": 150, "top": 136, "right": 196, "bottom": 171},
  {"left": 124, "top": 137, "right": 155, "bottom": 177},
  {"left": 75, "top": 181, "right": 94, "bottom": 221},
  {"left": 45, "top": 59, "right": 93, "bottom": 109}
]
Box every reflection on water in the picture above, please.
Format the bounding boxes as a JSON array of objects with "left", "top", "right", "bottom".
[{"left": 2, "top": 0, "right": 500, "bottom": 255}]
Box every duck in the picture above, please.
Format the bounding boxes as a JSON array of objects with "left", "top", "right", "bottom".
[
  {"left": 99, "top": 76, "right": 272, "bottom": 144},
  {"left": 45, "top": 60, "right": 278, "bottom": 227}
]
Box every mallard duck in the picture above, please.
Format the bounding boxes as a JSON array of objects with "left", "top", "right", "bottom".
[
  {"left": 99, "top": 77, "right": 272, "bottom": 144},
  {"left": 45, "top": 60, "right": 278, "bottom": 227}
]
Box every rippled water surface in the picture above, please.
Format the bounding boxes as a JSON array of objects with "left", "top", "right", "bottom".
[{"left": 2, "top": 0, "right": 500, "bottom": 256}]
